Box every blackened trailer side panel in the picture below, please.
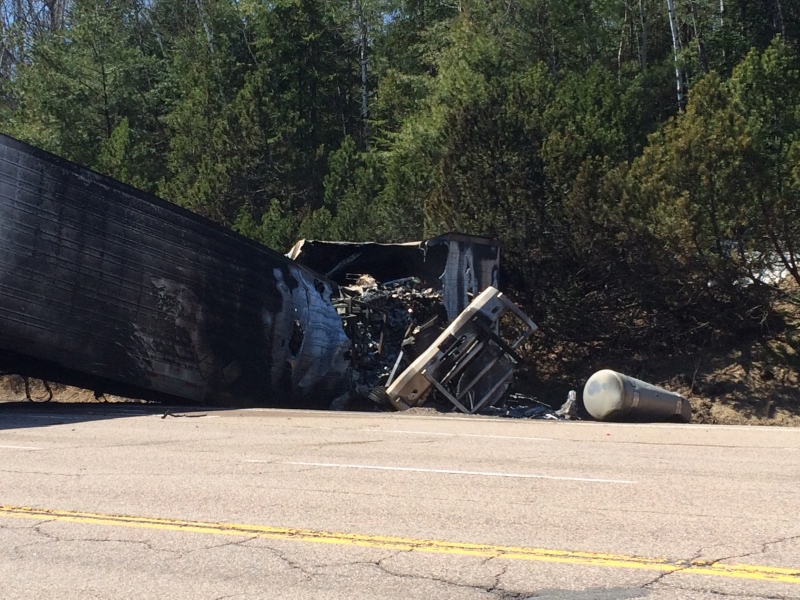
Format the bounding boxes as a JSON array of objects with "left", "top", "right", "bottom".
[{"left": 0, "top": 134, "right": 350, "bottom": 407}]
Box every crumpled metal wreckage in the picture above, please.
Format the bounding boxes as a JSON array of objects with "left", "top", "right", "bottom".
[
  {"left": 372, "top": 286, "right": 537, "bottom": 414},
  {"left": 292, "top": 236, "right": 580, "bottom": 419}
]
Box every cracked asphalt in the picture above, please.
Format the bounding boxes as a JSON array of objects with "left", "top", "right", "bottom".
[{"left": 0, "top": 403, "right": 799, "bottom": 599}]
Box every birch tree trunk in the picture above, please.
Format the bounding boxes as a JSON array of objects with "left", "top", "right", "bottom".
[
  {"left": 639, "top": 0, "right": 648, "bottom": 71},
  {"left": 194, "top": 0, "right": 214, "bottom": 55},
  {"left": 774, "top": 0, "right": 786, "bottom": 38},
  {"left": 689, "top": 0, "right": 708, "bottom": 73},
  {"left": 618, "top": 5, "right": 629, "bottom": 77},
  {"left": 355, "top": 0, "right": 370, "bottom": 148},
  {"left": 665, "top": 0, "right": 683, "bottom": 108}
]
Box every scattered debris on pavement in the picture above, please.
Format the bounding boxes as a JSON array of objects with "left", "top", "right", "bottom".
[
  {"left": 481, "top": 393, "right": 561, "bottom": 419},
  {"left": 555, "top": 390, "right": 579, "bottom": 419}
]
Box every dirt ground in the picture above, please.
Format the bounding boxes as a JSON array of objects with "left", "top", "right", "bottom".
[
  {"left": 2, "top": 349, "right": 799, "bottom": 425},
  {"left": 515, "top": 325, "right": 800, "bottom": 427},
  {"left": 648, "top": 347, "right": 800, "bottom": 426},
  {"left": 0, "top": 376, "right": 148, "bottom": 405},
  {"left": 3, "top": 291, "right": 799, "bottom": 426},
  {"left": 636, "top": 301, "right": 800, "bottom": 426}
]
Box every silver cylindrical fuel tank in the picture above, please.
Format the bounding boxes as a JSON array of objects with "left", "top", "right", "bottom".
[{"left": 583, "top": 369, "right": 692, "bottom": 422}]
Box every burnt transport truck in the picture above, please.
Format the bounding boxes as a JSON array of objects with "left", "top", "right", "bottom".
[{"left": 0, "top": 133, "right": 520, "bottom": 410}]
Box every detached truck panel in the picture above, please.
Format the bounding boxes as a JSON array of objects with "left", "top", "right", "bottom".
[{"left": 0, "top": 134, "right": 350, "bottom": 407}]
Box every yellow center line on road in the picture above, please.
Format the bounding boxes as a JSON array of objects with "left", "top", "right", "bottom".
[{"left": 1, "top": 504, "right": 798, "bottom": 584}]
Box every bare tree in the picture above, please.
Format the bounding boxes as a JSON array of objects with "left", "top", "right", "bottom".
[{"left": 0, "top": 0, "right": 71, "bottom": 72}]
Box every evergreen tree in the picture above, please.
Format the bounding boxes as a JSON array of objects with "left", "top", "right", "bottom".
[{"left": 2, "top": 0, "right": 167, "bottom": 190}]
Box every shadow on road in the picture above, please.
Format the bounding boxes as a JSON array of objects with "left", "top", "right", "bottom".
[{"left": 0, "top": 401, "right": 225, "bottom": 431}]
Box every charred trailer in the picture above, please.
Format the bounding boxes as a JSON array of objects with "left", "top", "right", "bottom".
[
  {"left": 0, "top": 134, "right": 350, "bottom": 407},
  {"left": 289, "top": 233, "right": 501, "bottom": 322}
]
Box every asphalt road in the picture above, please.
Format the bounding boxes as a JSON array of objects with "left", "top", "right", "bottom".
[{"left": 1, "top": 403, "right": 799, "bottom": 600}]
